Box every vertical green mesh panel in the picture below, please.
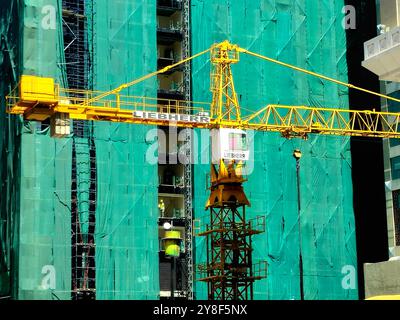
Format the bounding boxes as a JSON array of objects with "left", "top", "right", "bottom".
[
  {"left": 18, "top": 127, "right": 72, "bottom": 300},
  {"left": 92, "top": 0, "right": 159, "bottom": 299},
  {"left": 18, "top": 0, "right": 71, "bottom": 300},
  {"left": 1, "top": 0, "right": 360, "bottom": 300},
  {"left": 1, "top": 0, "right": 160, "bottom": 300},
  {"left": 192, "top": 0, "right": 358, "bottom": 300}
]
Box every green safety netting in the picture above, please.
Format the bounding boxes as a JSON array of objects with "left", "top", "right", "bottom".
[
  {"left": 0, "top": 0, "right": 159, "bottom": 299},
  {"left": 1, "top": 0, "right": 72, "bottom": 300},
  {"left": 91, "top": 0, "right": 159, "bottom": 299},
  {"left": 191, "top": 0, "right": 358, "bottom": 300},
  {"left": 0, "top": 0, "right": 359, "bottom": 300}
]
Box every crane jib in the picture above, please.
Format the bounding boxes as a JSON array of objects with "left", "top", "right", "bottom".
[{"left": 133, "top": 111, "right": 211, "bottom": 124}]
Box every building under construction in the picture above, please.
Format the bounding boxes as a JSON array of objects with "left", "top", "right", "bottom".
[{"left": 0, "top": 0, "right": 395, "bottom": 300}]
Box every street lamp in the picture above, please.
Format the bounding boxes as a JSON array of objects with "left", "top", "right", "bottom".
[{"left": 292, "top": 149, "right": 304, "bottom": 300}]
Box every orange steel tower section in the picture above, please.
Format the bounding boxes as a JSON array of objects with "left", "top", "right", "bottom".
[{"left": 198, "top": 160, "right": 267, "bottom": 300}]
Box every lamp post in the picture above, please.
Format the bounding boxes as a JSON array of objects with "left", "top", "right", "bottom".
[{"left": 293, "top": 149, "right": 304, "bottom": 300}]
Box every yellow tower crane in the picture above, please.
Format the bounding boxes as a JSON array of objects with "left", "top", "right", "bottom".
[{"left": 6, "top": 40, "right": 400, "bottom": 300}]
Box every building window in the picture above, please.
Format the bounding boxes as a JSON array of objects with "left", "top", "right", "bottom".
[
  {"left": 392, "top": 190, "right": 400, "bottom": 246},
  {"left": 388, "top": 91, "right": 400, "bottom": 147},
  {"left": 391, "top": 156, "right": 400, "bottom": 180},
  {"left": 390, "top": 138, "right": 400, "bottom": 148}
]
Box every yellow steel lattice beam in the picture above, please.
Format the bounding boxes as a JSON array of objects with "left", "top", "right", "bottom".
[
  {"left": 6, "top": 41, "right": 400, "bottom": 139},
  {"left": 240, "top": 104, "right": 400, "bottom": 139}
]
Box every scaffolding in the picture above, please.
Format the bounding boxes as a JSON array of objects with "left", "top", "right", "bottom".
[
  {"left": 156, "top": 0, "right": 194, "bottom": 300},
  {"left": 182, "top": 0, "right": 194, "bottom": 300},
  {"left": 71, "top": 138, "right": 97, "bottom": 300},
  {"left": 61, "top": 0, "right": 93, "bottom": 138},
  {"left": 62, "top": 0, "right": 96, "bottom": 300}
]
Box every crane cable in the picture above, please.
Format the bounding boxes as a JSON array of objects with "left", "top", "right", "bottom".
[
  {"left": 84, "top": 41, "right": 400, "bottom": 107},
  {"left": 83, "top": 47, "right": 211, "bottom": 105},
  {"left": 239, "top": 47, "right": 400, "bottom": 105}
]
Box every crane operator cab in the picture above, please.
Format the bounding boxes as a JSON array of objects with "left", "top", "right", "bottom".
[{"left": 211, "top": 128, "right": 250, "bottom": 164}]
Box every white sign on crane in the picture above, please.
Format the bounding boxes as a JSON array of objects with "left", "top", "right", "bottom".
[
  {"left": 133, "top": 111, "right": 211, "bottom": 124},
  {"left": 211, "top": 128, "right": 250, "bottom": 163}
]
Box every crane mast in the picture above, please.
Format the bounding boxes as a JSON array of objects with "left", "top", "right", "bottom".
[{"left": 197, "top": 41, "right": 266, "bottom": 300}]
